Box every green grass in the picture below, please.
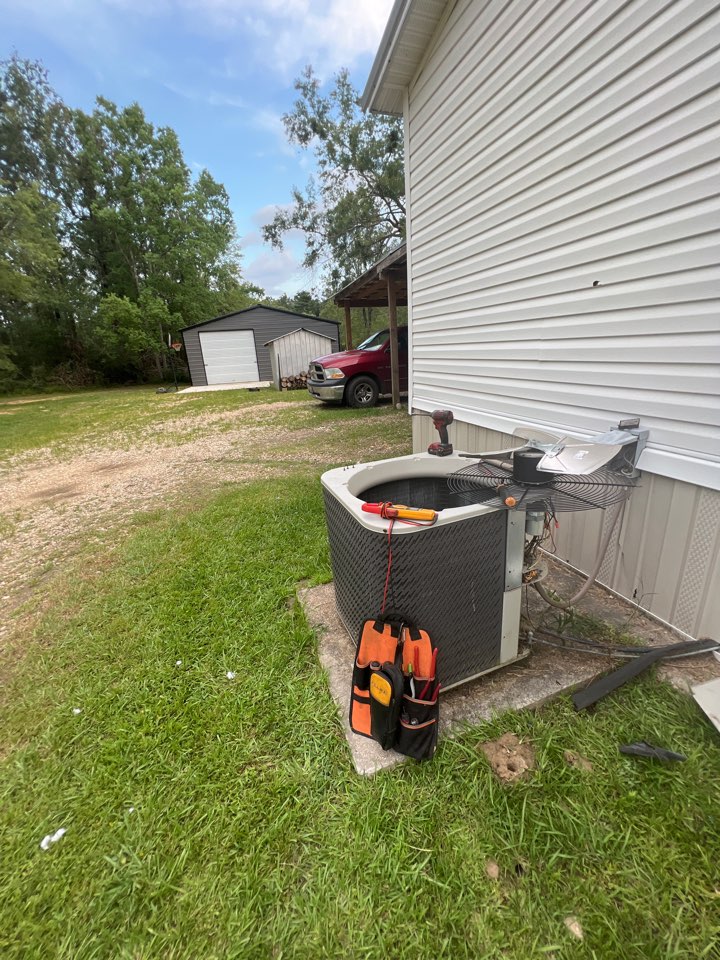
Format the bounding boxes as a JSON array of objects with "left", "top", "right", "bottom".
[{"left": 1, "top": 395, "right": 719, "bottom": 958}]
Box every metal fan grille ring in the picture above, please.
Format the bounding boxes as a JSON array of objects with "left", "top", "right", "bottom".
[{"left": 448, "top": 460, "right": 636, "bottom": 512}]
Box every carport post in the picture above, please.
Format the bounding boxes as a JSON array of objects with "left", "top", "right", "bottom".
[
  {"left": 343, "top": 304, "right": 353, "bottom": 350},
  {"left": 386, "top": 274, "right": 400, "bottom": 408}
]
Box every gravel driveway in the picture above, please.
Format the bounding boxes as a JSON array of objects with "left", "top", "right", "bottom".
[{"left": 1, "top": 400, "right": 405, "bottom": 645}]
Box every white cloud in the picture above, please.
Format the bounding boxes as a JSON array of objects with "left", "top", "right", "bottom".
[
  {"left": 250, "top": 202, "right": 294, "bottom": 229},
  {"left": 112, "top": 0, "right": 393, "bottom": 75},
  {"left": 8, "top": 0, "right": 393, "bottom": 84},
  {"left": 245, "top": 248, "right": 305, "bottom": 297},
  {"left": 238, "top": 229, "right": 262, "bottom": 248}
]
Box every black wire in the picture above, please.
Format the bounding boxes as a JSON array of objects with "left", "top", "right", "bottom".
[{"left": 531, "top": 629, "right": 719, "bottom": 660}]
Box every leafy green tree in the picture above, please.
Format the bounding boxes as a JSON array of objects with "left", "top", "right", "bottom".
[
  {"left": 0, "top": 181, "right": 60, "bottom": 306},
  {"left": 263, "top": 67, "right": 405, "bottom": 291},
  {"left": 0, "top": 56, "right": 257, "bottom": 387},
  {"left": 0, "top": 54, "right": 73, "bottom": 197},
  {"left": 81, "top": 291, "right": 177, "bottom": 379}
]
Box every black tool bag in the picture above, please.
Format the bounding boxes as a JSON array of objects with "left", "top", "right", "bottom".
[{"left": 396, "top": 624, "right": 440, "bottom": 762}]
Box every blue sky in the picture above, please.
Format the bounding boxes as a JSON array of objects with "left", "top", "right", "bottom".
[{"left": 1, "top": 0, "right": 393, "bottom": 296}]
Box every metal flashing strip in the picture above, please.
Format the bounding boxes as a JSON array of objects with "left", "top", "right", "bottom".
[{"left": 500, "top": 589, "right": 522, "bottom": 665}]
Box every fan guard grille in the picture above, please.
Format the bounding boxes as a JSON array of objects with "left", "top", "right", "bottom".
[{"left": 448, "top": 460, "right": 637, "bottom": 513}]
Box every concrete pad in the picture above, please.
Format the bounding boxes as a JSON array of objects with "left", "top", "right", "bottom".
[
  {"left": 180, "top": 381, "right": 271, "bottom": 393},
  {"left": 300, "top": 560, "right": 720, "bottom": 776}
]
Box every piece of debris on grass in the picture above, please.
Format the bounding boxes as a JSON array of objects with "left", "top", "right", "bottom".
[
  {"left": 226, "top": 671, "right": 236, "bottom": 680},
  {"left": 40, "top": 827, "right": 66, "bottom": 850},
  {"left": 564, "top": 916, "right": 584, "bottom": 940},
  {"left": 478, "top": 732, "right": 535, "bottom": 782},
  {"left": 563, "top": 749, "right": 593, "bottom": 771},
  {"left": 485, "top": 859, "right": 500, "bottom": 880},
  {"left": 72, "top": 707, "right": 82, "bottom": 715}
]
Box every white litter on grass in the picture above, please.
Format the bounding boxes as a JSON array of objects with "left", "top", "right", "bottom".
[
  {"left": 40, "top": 828, "right": 67, "bottom": 851},
  {"left": 128, "top": 806, "right": 135, "bottom": 813},
  {"left": 226, "top": 671, "right": 236, "bottom": 680},
  {"left": 564, "top": 916, "right": 584, "bottom": 940},
  {"left": 72, "top": 708, "right": 82, "bottom": 715},
  {"left": 175, "top": 660, "right": 183, "bottom": 666}
]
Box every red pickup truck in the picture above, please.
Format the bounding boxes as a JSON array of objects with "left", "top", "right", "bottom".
[{"left": 307, "top": 327, "right": 408, "bottom": 408}]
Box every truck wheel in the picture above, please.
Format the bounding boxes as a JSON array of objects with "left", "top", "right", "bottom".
[{"left": 346, "top": 375, "right": 379, "bottom": 408}]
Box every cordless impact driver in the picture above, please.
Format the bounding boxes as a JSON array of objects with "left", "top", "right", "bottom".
[{"left": 427, "top": 409, "right": 454, "bottom": 457}]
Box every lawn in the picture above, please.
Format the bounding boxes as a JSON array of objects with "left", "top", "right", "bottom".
[{"left": 1, "top": 390, "right": 719, "bottom": 959}]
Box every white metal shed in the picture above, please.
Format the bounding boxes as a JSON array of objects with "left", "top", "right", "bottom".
[{"left": 264, "top": 328, "right": 335, "bottom": 390}]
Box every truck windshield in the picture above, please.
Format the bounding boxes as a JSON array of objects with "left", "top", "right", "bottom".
[{"left": 356, "top": 330, "right": 388, "bottom": 351}]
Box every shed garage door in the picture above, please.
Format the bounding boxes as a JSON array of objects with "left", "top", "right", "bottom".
[{"left": 199, "top": 331, "right": 259, "bottom": 385}]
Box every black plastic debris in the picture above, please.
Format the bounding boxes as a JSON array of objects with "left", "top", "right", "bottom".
[
  {"left": 619, "top": 741, "right": 687, "bottom": 762},
  {"left": 572, "top": 637, "right": 719, "bottom": 711}
]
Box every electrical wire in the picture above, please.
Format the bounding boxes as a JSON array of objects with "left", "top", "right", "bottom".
[
  {"left": 528, "top": 630, "right": 719, "bottom": 661},
  {"left": 533, "top": 499, "right": 625, "bottom": 610}
]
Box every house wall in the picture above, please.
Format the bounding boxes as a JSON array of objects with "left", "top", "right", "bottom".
[
  {"left": 182, "top": 308, "right": 339, "bottom": 386},
  {"left": 404, "top": 0, "right": 720, "bottom": 491},
  {"left": 401, "top": 0, "right": 720, "bottom": 637},
  {"left": 412, "top": 417, "right": 720, "bottom": 638},
  {"left": 269, "top": 330, "right": 334, "bottom": 389}
]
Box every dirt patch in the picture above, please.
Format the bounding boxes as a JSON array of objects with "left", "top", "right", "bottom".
[
  {"left": 27, "top": 483, "right": 79, "bottom": 502},
  {"left": 563, "top": 749, "right": 593, "bottom": 771},
  {"left": 478, "top": 732, "right": 536, "bottom": 782}
]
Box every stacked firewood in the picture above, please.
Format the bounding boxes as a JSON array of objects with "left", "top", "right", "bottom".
[{"left": 281, "top": 371, "right": 309, "bottom": 390}]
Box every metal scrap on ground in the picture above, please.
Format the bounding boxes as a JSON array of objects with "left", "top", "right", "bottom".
[{"left": 692, "top": 677, "right": 720, "bottom": 734}]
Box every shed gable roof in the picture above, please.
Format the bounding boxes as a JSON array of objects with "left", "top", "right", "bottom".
[{"left": 263, "top": 327, "right": 335, "bottom": 346}]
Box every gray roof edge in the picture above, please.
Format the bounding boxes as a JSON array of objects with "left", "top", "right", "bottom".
[
  {"left": 263, "top": 327, "right": 335, "bottom": 346},
  {"left": 360, "top": 0, "right": 412, "bottom": 112}
]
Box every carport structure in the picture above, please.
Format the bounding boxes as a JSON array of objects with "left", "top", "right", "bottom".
[{"left": 333, "top": 243, "right": 407, "bottom": 407}]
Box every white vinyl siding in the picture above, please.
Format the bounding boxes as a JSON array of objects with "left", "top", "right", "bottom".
[
  {"left": 199, "top": 331, "right": 259, "bottom": 385},
  {"left": 406, "top": 0, "right": 720, "bottom": 490}
]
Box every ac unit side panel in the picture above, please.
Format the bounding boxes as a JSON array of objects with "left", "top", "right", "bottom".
[{"left": 323, "top": 488, "right": 509, "bottom": 687}]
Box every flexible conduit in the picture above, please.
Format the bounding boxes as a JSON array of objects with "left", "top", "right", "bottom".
[{"left": 533, "top": 500, "right": 625, "bottom": 610}]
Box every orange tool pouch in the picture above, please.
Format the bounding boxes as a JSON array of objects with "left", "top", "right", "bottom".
[
  {"left": 350, "top": 619, "right": 440, "bottom": 760},
  {"left": 349, "top": 618, "right": 402, "bottom": 743}
]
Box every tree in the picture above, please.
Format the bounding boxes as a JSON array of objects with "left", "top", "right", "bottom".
[
  {"left": 0, "top": 181, "right": 60, "bottom": 307},
  {"left": 0, "top": 56, "right": 256, "bottom": 387},
  {"left": 67, "top": 99, "right": 253, "bottom": 378},
  {"left": 262, "top": 67, "right": 405, "bottom": 291},
  {"left": 0, "top": 54, "right": 73, "bottom": 198}
]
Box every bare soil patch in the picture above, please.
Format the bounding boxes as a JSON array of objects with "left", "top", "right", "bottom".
[{"left": 478, "top": 732, "right": 536, "bottom": 782}]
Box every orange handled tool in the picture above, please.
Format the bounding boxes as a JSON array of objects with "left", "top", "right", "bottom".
[{"left": 362, "top": 502, "right": 437, "bottom": 522}]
